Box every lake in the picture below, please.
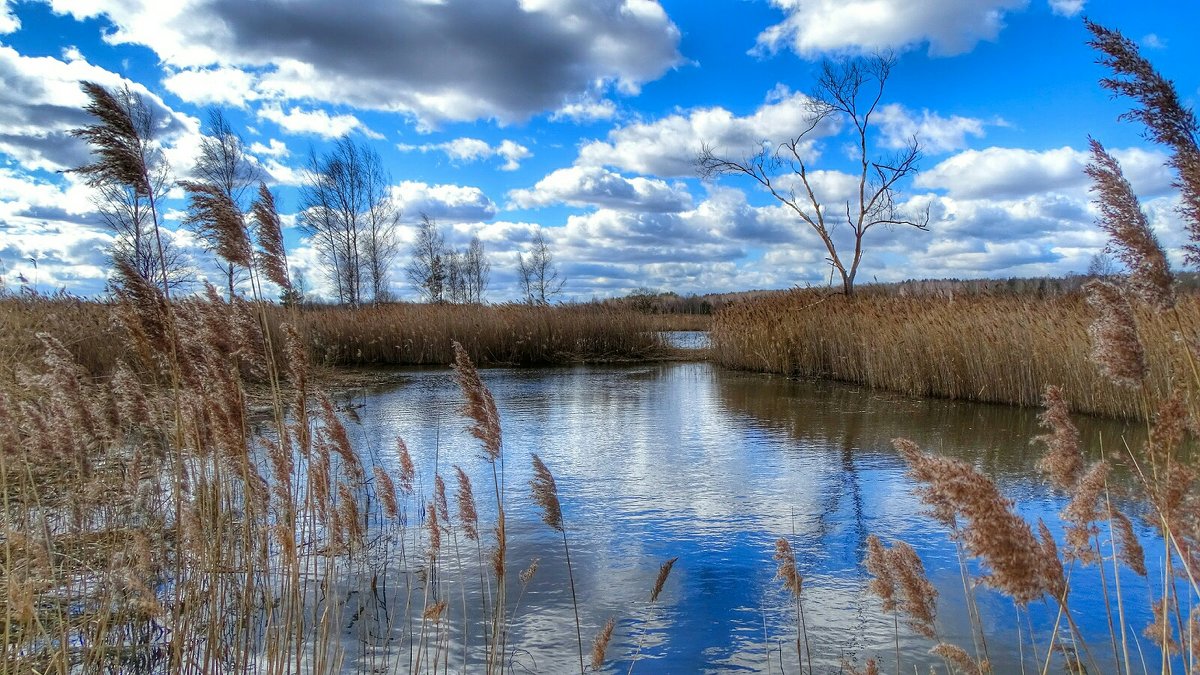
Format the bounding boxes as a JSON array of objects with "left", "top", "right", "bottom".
[{"left": 328, "top": 360, "right": 1163, "bottom": 673}]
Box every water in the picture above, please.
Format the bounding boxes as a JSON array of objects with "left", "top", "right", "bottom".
[
  {"left": 334, "top": 361, "right": 1165, "bottom": 673},
  {"left": 659, "top": 330, "right": 711, "bottom": 350}
]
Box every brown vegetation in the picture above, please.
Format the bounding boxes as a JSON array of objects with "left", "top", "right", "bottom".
[
  {"left": 710, "top": 288, "right": 1197, "bottom": 419},
  {"left": 0, "top": 298, "right": 668, "bottom": 385}
]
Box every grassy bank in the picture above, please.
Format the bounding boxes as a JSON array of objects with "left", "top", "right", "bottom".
[
  {"left": 711, "top": 287, "right": 1196, "bottom": 419},
  {"left": 0, "top": 296, "right": 668, "bottom": 383}
]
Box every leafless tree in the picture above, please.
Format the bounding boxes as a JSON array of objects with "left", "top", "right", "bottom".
[
  {"left": 517, "top": 230, "right": 563, "bottom": 305},
  {"left": 70, "top": 82, "right": 191, "bottom": 295},
  {"left": 697, "top": 54, "right": 928, "bottom": 296},
  {"left": 95, "top": 159, "right": 192, "bottom": 291},
  {"left": 445, "top": 248, "right": 466, "bottom": 303},
  {"left": 406, "top": 214, "right": 447, "bottom": 303},
  {"left": 188, "top": 109, "right": 259, "bottom": 298},
  {"left": 300, "top": 137, "right": 399, "bottom": 305},
  {"left": 463, "top": 235, "right": 490, "bottom": 303}
]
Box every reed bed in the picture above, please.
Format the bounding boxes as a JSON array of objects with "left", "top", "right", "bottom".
[
  {"left": 0, "top": 299, "right": 667, "bottom": 385},
  {"left": 711, "top": 289, "right": 1196, "bottom": 419},
  {"left": 292, "top": 302, "right": 665, "bottom": 366}
]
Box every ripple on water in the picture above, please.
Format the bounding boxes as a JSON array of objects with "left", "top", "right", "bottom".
[{"left": 323, "top": 361, "right": 1164, "bottom": 673}]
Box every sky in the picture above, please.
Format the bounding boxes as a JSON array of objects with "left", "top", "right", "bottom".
[{"left": 0, "top": 0, "right": 1197, "bottom": 301}]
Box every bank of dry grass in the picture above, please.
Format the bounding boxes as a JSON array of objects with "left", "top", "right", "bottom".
[
  {"left": 0, "top": 297, "right": 666, "bottom": 383},
  {"left": 711, "top": 288, "right": 1196, "bottom": 419}
]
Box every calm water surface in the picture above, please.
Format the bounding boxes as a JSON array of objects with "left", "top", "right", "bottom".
[{"left": 335, "top": 361, "right": 1161, "bottom": 673}]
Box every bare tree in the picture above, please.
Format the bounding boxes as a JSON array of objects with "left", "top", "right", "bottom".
[
  {"left": 463, "top": 235, "right": 490, "bottom": 303},
  {"left": 697, "top": 55, "right": 928, "bottom": 296},
  {"left": 517, "top": 230, "right": 563, "bottom": 305},
  {"left": 95, "top": 159, "right": 192, "bottom": 291},
  {"left": 70, "top": 82, "right": 190, "bottom": 295},
  {"left": 406, "top": 214, "right": 447, "bottom": 303},
  {"left": 445, "top": 248, "right": 467, "bottom": 303},
  {"left": 188, "top": 109, "right": 259, "bottom": 298},
  {"left": 300, "top": 137, "right": 398, "bottom": 305}
]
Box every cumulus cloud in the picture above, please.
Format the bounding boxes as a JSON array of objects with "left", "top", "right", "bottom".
[
  {"left": 397, "top": 137, "right": 532, "bottom": 170},
  {"left": 916, "top": 145, "right": 1174, "bottom": 200},
  {"left": 0, "top": 45, "right": 195, "bottom": 173},
  {"left": 875, "top": 104, "right": 993, "bottom": 154},
  {"left": 0, "top": 0, "right": 19, "bottom": 33},
  {"left": 552, "top": 97, "right": 619, "bottom": 123},
  {"left": 256, "top": 104, "right": 379, "bottom": 139},
  {"left": 162, "top": 66, "right": 261, "bottom": 107},
  {"left": 1047, "top": 0, "right": 1085, "bottom": 17},
  {"left": 754, "top": 0, "right": 1028, "bottom": 57},
  {"left": 249, "top": 138, "right": 289, "bottom": 159},
  {"left": 508, "top": 166, "right": 692, "bottom": 212},
  {"left": 48, "top": 0, "right": 682, "bottom": 125},
  {"left": 391, "top": 181, "right": 498, "bottom": 223},
  {"left": 578, "top": 87, "right": 835, "bottom": 177}
]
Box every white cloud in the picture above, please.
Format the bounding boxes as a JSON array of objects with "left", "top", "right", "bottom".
[
  {"left": 45, "top": 0, "right": 682, "bottom": 125},
  {"left": 875, "top": 104, "right": 992, "bottom": 154},
  {"left": 256, "top": 104, "right": 379, "bottom": 139},
  {"left": 916, "top": 146, "right": 1173, "bottom": 200},
  {"left": 0, "top": 0, "right": 19, "bottom": 33},
  {"left": 391, "top": 181, "right": 497, "bottom": 223},
  {"left": 578, "top": 87, "right": 835, "bottom": 177},
  {"left": 552, "top": 97, "right": 619, "bottom": 123},
  {"left": 754, "top": 0, "right": 1028, "bottom": 57},
  {"left": 1141, "top": 33, "right": 1166, "bottom": 50},
  {"left": 162, "top": 66, "right": 261, "bottom": 107},
  {"left": 397, "top": 137, "right": 532, "bottom": 170},
  {"left": 508, "top": 166, "right": 692, "bottom": 212},
  {"left": 1048, "top": 0, "right": 1085, "bottom": 17},
  {"left": 249, "top": 138, "right": 289, "bottom": 159},
  {"left": 0, "top": 44, "right": 199, "bottom": 174}
]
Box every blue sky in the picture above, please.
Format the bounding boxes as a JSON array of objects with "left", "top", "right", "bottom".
[{"left": 0, "top": 0, "right": 1196, "bottom": 301}]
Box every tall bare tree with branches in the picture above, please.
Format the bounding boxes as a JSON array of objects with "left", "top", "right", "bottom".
[
  {"left": 70, "top": 82, "right": 191, "bottom": 295},
  {"left": 300, "top": 137, "right": 399, "bottom": 305},
  {"left": 697, "top": 55, "right": 928, "bottom": 296},
  {"left": 187, "top": 109, "right": 259, "bottom": 299},
  {"left": 517, "top": 231, "right": 563, "bottom": 305}
]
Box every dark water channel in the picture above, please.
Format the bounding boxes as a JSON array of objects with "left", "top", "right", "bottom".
[{"left": 336, "top": 361, "right": 1162, "bottom": 673}]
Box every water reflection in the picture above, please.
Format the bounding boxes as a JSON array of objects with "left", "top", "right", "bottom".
[{"left": 333, "top": 362, "right": 1162, "bottom": 673}]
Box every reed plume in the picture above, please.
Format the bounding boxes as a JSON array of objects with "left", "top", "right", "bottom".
[
  {"left": 531, "top": 454, "right": 563, "bottom": 532},
  {"left": 864, "top": 535, "right": 937, "bottom": 639},
  {"left": 454, "top": 465, "right": 479, "bottom": 541},
  {"left": 427, "top": 502, "right": 441, "bottom": 561},
  {"left": 452, "top": 341, "right": 501, "bottom": 461},
  {"left": 519, "top": 557, "right": 539, "bottom": 585},
  {"left": 590, "top": 617, "right": 616, "bottom": 671},
  {"left": 69, "top": 82, "right": 151, "bottom": 196},
  {"left": 650, "top": 557, "right": 678, "bottom": 602},
  {"left": 895, "top": 438, "right": 1047, "bottom": 604},
  {"left": 530, "top": 453, "right": 583, "bottom": 673},
  {"left": 250, "top": 182, "right": 291, "bottom": 292},
  {"left": 1062, "top": 461, "right": 1110, "bottom": 565},
  {"left": 373, "top": 466, "right": 399, "bottom": 520},
  {"left": 434, "top": 473, "right": 450, "bottom": 525},
  {"left": 1145, "top": 597, "right": 1180, "bottom": 654},
  {"left": 774, "top": 538, "right": 802, "bottom": 597},
  {"left": 396, "top": 437, "right": 416, "bottom": 494},
  {"left": 1084, "top": 280, "right": 1147, "bottom": 389},
  {"left": 930, "top": 642, "right": 986, "bottom": 675},
  {"left": 1034, "top": 385, "right": 1083, "bottom": 490},
  {"left": 1084, "top": 138, "right": 1175, "bottom": 309},
  {"left": 180, "top": 180, "right": 253, "bottom": 269},
  {"left": 1086, "top": 19, "right": 1200, "bottom": 262},
  {"left": 1108, "top": 505, "right": 1147, "bottom": 576}
]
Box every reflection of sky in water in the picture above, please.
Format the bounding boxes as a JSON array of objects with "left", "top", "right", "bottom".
[{"left": 335, "top": 362, "right": 1165, "bottom": 673}]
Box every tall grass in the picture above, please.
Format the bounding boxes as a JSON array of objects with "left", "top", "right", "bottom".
[
  {"left": 711, "top": 289, "right": 1196, "bottom": 419},
  {"left": 0, "top": 299, "right": 668, "bottom": 386}
]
